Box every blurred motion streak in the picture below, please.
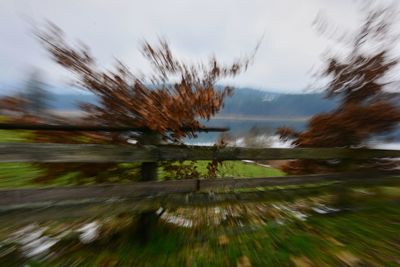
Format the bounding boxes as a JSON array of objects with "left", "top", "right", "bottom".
[{"left": 0, "top": 1, "right": 400, "bottom": 266}]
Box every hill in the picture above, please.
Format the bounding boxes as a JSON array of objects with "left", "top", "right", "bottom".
[
  {"left": 220, "top": 88, "right": 337, "bottom": 116},
  {"left": 49, "top": 87, "right": 338, "bottom": 117}
]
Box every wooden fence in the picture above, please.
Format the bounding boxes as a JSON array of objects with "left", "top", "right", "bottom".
[
  {"left": 2, "top": 143, "right": 400, "bottom": 163},
  {"left": 1, "top": 144, "right": 400, "bottom": 207},
  {"left": 0, "top": 123, "right": 400, "bottom": 215}
]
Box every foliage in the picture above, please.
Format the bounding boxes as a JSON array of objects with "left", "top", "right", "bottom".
[
  {"left": 205, "top": 138, "right": 228, "bottom": 178},
  {"left": 0, "top": 23, "right": 254, "bottom": 183},
  {"left": 160, "top": 160, "right": 201, "bottom": 180},
  {"left": 22, "top": 69, "right": 50, "bottom": 118},
  {"left": 278, "top": 6, "right": 400, "bottom": 174},
  {"left": 37, "top": 23, "right": 253, "bottom": 141},
  {"left": 159, "top": 159, "right": 285, "bottom": 180},
  {"left": 0, "top": 96, "right": 27, "bottom": 116}
]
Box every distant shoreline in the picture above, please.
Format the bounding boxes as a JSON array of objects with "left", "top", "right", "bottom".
[
  {"left": 49, "top": 110, "right": 86, "bottom": 118},
  {"left": 49, "top": 110, "right": 312, "bottom": 121},
  {"left": 213, "top": 115, "right": 311, "bottom": 121}
]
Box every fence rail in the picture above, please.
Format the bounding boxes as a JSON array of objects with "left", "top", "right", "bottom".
[
  {"left": 2, "top": 177, "right": 400, "bottom": 224},
  {"left": 0, "top": 123, "right": 229, "bottom": 132},
  {"left": 0, "top": 141, "right": 400, "bottom": 214},
  {"left": 1, "top": 171, "right": 399, "bottom": 207},
  {"left": 1, "top": 143, "right": 400, "bottom": 163}
]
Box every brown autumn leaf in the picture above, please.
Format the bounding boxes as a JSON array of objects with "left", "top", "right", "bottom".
[
  {"left": 291, "top": 256, "right": 313, "bottom": 267},
  {"left": 218, "top": 234, "right": 230, "bottom": 246},
  {"left": 236, "top": 256, "right": 252, "bottom": 267}
]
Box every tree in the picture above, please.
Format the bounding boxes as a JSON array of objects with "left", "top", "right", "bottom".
[
  {"left": 22, "top": 23, "right": 253, "bottom": 183},
  {"left": 0, "top": 95, "right": 26, "bottom": 117},
  {"left": 32, "top": 23, "right": 256, "bottom": 243},
  {"left": 23, "top": 69, "right": 50, "bottom": 119},
  {"left": 277, "top": 5, "right": 400, "bottom": 174},
  {"left": 37, "top": 23, "right": 253, "bottom": 141},
  {"left": 0, "top": 69, "right": 50, "bottom": 122}
]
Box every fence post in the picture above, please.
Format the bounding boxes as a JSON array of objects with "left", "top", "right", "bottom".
[
  {"left": 138, "top": 131, "right": 161, "bottom": 181},
  {"left": 135, "top": 131, "right": 161, "bottom": 243}
]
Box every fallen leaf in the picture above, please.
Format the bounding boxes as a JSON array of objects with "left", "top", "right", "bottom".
[
  {"left": 218, "top": 234, "right": 229, "bottom": 246},
  {"left": 237, "top": 256, "right": 252, "bottom": 267},
  {"left": 336, "top": 251, "right": 361, "bottom": 266},
  {"left": 327, "top": 237, "right": 344, "bottom": 247},
  {"left": 291, "top": 256, "right": 313, "bottom": 267}
]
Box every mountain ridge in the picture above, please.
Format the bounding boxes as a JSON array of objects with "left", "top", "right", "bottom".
[{"left": 47, "top": 87, "right": 338, "bottom": 117}]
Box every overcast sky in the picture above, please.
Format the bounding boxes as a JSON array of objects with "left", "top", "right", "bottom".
[{"left": 0, "top": 0, "right": 397, "bottom": 93}]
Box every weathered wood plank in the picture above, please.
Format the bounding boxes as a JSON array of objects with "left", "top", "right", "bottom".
[
  {"left": 0, "top": 123, "right": 229, "bottom": 132},
  {"left": 198, "top": 171, "right": 389, "bottom": 190},
  {"left": 0, "top": 172, "right": 398, "bottom": 206},
  {"left": 166, "top": 177, "right": 400, "bottom": 207},
  {"left": 1, "top": 176, "right": 399, "bottom": 224},
  {"left": 0, "top": 143, "right": 156, "bottom": 163},
  {"left": 0, "top": 199, "right": 160, "bottom": 225},
  {"left": 1, "top": 143, "right": 400, "bottom": 162},
  {"left": 0, "top": 179, "right": 197, "bottom": 206}
]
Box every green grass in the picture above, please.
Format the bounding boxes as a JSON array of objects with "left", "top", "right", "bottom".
[
  {"left": 0, "top": 126, "right": 285, "bottom": 187},
  {"left": 0, "top": 130, "right": 34, "bottom": 143},
  {"left": 0, "top": 118, "right": 285, "bottom": 186},
  {"left": 0, "top": 127, "right": 44, "bottom": 187},
  {"left": 194, "top": 160, "right": 285, "bottom": 178},
  {"left": 158, "top": 160, "right": 285, "bottom": 180},
  {"left": 0, "top": 163, "right": 42, "bottom": 187},
  {"left": 0, "top": 160, "right": 285, "bottom": 188},
  {"left": 4, "top": 193, "right": 399, "bottom": 266}
]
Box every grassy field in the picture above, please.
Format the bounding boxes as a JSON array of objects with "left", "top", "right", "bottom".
[
  {"left": 0, "top": 128, "right": 284, "bottom": 188},
  {"left": 188, "top": 160, "right": 284, "bottom": 178},
  {"left": 0, "top": 160, "right": 285, "bottom": 188}
]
